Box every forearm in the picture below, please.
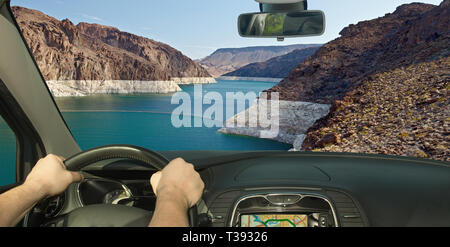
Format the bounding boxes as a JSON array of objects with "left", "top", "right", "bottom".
[
  {"left": 149, "top": 192, "right": 189, "bottom": 227},
  {"left": 0, "top": 182, "right": 46, "bottom": 227}
]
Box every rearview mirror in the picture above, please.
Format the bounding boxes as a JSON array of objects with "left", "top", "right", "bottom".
[{"left": 238, "top": 10, "right": 325, "bottom": 38}]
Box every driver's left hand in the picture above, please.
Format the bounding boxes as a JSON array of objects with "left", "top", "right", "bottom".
[{"left": 24, "top": 154, "right": 84, "bottom": 198}]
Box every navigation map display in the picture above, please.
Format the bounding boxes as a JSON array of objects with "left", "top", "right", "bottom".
[{"left": 240, "top": 214, "right": 308, "bottom": 227}]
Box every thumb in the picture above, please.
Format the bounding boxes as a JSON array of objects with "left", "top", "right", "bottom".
[
  {"left": 70, "top": 171, "right": 84, "bottom": 183},
  {"left": 150, "top": 171, "right": 162, "bottom": 196}
]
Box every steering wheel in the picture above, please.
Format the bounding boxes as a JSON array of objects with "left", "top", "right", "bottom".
[{"left": 58, "top": 145, "right": 198, "bottom": 227}]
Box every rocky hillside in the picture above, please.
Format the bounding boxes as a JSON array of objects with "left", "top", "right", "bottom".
[
  {"left": 302, "top": 57, "right": 449, "bottom": 161},
  {"left": 283, "top": 1, "right": 449, "bottom": 161},
  {"left": 12, "top": 6, "right": 211, "bottom": 81},
  {"left": 266, "top": 1, "right": 449, "bottom": 104},
  {"left": 198, "top": 44, "right": 321, "bottom": 77},
  {"left": 223, "top": 47, "right": 319, "bottom": 78}
]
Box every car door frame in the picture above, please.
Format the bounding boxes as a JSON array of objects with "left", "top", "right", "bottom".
[{"left": 0, "top": 0, "right": 81, "bottom": 183}]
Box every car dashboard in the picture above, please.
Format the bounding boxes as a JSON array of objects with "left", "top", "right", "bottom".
[{"left": 39, "top": 151, "right": 450, "bottom": 227}]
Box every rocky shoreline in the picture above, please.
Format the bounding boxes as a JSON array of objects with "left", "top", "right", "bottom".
[
  {"left": 218, "top": 100, "right": 331, "bottom": 150},
  {"left": 47, "top": 77, "right": 216, "bottom": 97},
  {"left": 172, "top": 77, "right": 217, "bottom": 85},
  {"left": 217, "top": 76, "right": 283, "bottom": 83}
]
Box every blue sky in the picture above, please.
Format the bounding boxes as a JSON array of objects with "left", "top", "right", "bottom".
[{"left": 12, "top": 0, "right": 443, "bottom": 59}]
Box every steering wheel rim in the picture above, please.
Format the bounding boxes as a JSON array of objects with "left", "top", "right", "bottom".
[
  {"left": 60, "top": 144, "right": 198, "bottom": 227},
  {"left": 64, "top": 144, "right": 169, "bottom": 171}
]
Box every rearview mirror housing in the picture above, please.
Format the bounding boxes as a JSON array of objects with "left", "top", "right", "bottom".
[{"left": 238, "top": 10, "right": 325, "bottom": 39}]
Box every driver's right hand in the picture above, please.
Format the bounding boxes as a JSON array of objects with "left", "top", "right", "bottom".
[{"left": 150, "top": 158, "right": 204, "bottom": 208}]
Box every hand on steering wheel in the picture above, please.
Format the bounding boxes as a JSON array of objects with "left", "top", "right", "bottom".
[
  {"left": 25, "top": 154, "right": 84, "bottom": 199},
  {"left": 60, "top": 145, "right": 202, "bottom": 227},
  {"left": 150, "top": 158, "right": 205, "bottom": 209},
  {"left": 149, "top": 158, "right": 205, "bottom": 227}
]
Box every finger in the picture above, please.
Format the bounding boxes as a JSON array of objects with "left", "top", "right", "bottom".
[
  {"left": 200, "top": 180, "right": 205, "bottom": 190},
  {"left": 53, "top": 155, "right": 66, "bottom": 169},
  {"left": 56, "top": 155, "right": 66, "bottom": 162},
  {"left": 48, "top": 154, "right": 63, "bottom": 162},
  {"left": 174, "top": 157, "right": 185, "bottom": 162},
  {"left": 70, "top": 171, "right": 84, "bottom": 183},
  {"left": 150, "top": 172, "right": 162, "bottom": 195},
  {"left": 186, "top": 163, "right": 194, "bottom": 170}
]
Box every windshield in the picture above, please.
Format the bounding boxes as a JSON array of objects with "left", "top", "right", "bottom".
[{"left": 7, "top": 0, "right": 448, "bottom": 162}]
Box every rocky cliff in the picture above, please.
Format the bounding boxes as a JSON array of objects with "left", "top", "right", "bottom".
[
  {"left": 266, "top": 1, "right": 449, "bottom": 104},
  {"left": 302, "top": 57, "right": 449, "bottom": 161},
  {"left": 12, "top": 6, "right": 212, "bottom": 83},
  {"left": 276, "top": 1, "right": 448, "bottom": 161},
  {"left": 198, "top": 44, "right": 321, "bottom": 77},
  {"left": 218, "top": 100, "right": 331, "bottom": 148},
  {"left": 223, "top": 47, "right": 319, "bottom": 78}
]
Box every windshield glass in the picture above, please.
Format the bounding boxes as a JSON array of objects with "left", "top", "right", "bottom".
[{"left": 9, "top": 0, "right": 448, "bottom": 162}]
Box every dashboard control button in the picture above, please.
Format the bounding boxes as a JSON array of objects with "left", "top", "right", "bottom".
[{"left": 319, "top": 215, "right": 328, "bottom": 227}]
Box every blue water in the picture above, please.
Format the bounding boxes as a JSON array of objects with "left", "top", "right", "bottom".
[
  {"left": 0, "top": 80, "right": 291, "bottom": 185},
  {"left": 0, "top": 118, "right": 16, "bottom": 185}
]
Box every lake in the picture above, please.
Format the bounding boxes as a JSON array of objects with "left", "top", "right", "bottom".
[{"left": 0, "top": 80, "right": 291, "bottom": 185}]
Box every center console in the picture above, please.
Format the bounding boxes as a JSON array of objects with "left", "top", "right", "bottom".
[{"left": 229, "top": 193, "right": 338, "bottom": 227}]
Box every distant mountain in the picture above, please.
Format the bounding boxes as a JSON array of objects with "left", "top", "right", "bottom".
[
  {"left": 12, "top": 6, "right": 211, "bottom": 81},
  {"left": 223, "top": 47, "right": 319, "bottom": 78},
  {"left": 197, "top": 44, "right": 322, "bottom": 77},
  {"left": 266, "top": 1, "right": 449, "bottom": 104}
]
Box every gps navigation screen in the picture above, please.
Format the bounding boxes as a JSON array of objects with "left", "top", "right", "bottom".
[{"left": 240, "top": 214, "right": 308, "bottom": 227}]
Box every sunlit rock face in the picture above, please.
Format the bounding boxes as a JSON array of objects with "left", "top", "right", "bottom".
[
  {"left": 266, "top": 2, "right": 449, "bottom": 104},
  {"left": 46, "top": 77, "right": 217, "bottom": 97},
  {"left": 218, "top": 100, "right": 331, "bottom": 149},
  {"left": 12, "top": 6, "right": 212, "bottom": 85},
  {"left": 46, "top": 80, "right": 183, "bottom": 97}
]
